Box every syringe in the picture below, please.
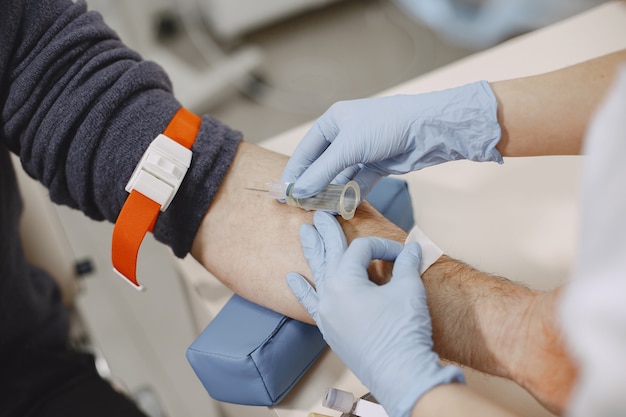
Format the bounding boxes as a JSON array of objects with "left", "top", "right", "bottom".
[{"left": 247, "top": 181, "right": 361, "bottom": 220}]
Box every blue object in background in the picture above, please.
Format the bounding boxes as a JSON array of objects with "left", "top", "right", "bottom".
[
  {"left": 364, "top": 177, "right": 415, "bottom": 233},
  {"left": 186, "top": 177, "right": 415, "bottom": 406},
  {"left": 393, "top": 0, "right": 602, "bottom": 49}
]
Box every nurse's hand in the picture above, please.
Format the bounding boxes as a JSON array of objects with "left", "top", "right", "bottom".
[
  {"left": 281, "top": 81, "right": 502, "bottom": 199},
  {"left": 286, "top": 212, "right": 464, "bottom": 417}
]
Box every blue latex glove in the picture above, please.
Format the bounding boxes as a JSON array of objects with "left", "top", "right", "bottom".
[
  {"left": 281, "top": 81, "right": 502, "bottom": 199},
  {"left": 286, "top": 212, "right": 464, "bottom": 417}
]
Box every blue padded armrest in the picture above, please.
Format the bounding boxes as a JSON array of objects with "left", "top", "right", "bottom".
[
  {"left": 364, "top": 177, "right": 415, "bottom": 233},
  {"left": 187, "top": 294, "right": 326, "bottom": 405},
  {"left": 186, "top": 177, "right": 414, "bottom": 406}
]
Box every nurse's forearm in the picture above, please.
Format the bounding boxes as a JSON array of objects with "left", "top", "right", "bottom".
[{"left": 491, "top": 49, "right": 626, "bottom": 157}]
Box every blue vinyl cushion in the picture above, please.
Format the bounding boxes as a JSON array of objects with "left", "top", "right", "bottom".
[
  {"left": 187, "top": 294, "right": 326, "bottom": 405},
  {"left": 186, "top": 177, "right": 414, "bottom": 406},
  {"left": 363, "top": 177, "right": 414, "bottom": 233}
]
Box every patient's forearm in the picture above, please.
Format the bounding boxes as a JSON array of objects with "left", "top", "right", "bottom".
[
  {"left": 491, "top": 49, "right": 626, "bottom": 157},
  {"left": 191, "top": 141, "right": 405, "bottom": 321}
]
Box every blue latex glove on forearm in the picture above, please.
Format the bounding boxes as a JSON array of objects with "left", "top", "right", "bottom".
[
  {"left": 286, "top": 212, "right": 464, "bottom": 417},
  {"left": 281, "top": 81, "right": 502, "bottom": 198}
]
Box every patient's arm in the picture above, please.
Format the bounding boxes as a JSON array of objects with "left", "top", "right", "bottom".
[
  {"left": 191, "top": 141, "right": 575, "bottom": 413},
  {"left": 191, "top": 141, "right": 405, "bottom": 320},
  {"left": 491, "top": 49, "right": 626, "bottom": 157}
]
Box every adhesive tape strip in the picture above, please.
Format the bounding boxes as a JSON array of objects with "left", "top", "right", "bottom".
[{"left": 405, "top": 225, "right": 443, "bottom": 274}]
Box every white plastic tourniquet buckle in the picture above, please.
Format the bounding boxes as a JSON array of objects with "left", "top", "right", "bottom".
[{"left": 125, "top": 134, "right": 192, "bottom": 212}]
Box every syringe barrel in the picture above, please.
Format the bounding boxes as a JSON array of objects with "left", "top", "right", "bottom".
[{"left": 280, "top": 181, "right": 360, "bottom": 220}]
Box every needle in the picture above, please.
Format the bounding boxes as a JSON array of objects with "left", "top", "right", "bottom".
[{"left": 244, "top": 187, "right": 269, "bottom": 192}]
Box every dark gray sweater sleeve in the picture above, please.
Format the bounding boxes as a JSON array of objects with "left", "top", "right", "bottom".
[{"left": 0, "top": 0, "right": 242, "bottom": 257}]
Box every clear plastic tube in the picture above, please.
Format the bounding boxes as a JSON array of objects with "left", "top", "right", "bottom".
[
  {"left": 323, "top": 387, "right": 355, "bottom": 413},
  {"left": 323, "top": 387, "right": 389, "bottom": 417},
  {"left": 267, "top": 181, "right": 361, "bottom": 220}
]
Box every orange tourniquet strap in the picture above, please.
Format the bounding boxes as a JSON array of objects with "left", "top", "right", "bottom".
[
  {"left": 112, "top": 191, "right": 160, "bottom": 287},
  {"left": 112, "top": 107, "right": 201, "bottom": 289},
  {"left": 163, "top": 107, "right": 201, "bottom": 149}
]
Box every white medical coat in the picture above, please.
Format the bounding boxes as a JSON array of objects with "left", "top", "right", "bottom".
[{"left": 560, "top": 64, "right": 626, "bottom": 416}]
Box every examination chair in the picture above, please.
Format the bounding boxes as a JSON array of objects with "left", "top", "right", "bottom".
[{"left": 186, "top": 177, "right": 415, "bottom": 406}]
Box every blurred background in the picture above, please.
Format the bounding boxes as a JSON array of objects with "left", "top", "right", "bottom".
[
  {"left": 86, "top": 0, "right": 600, "bottom": 141},
  {"left": 87, "top": 0, "right": 474, "bottom": 143}
]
